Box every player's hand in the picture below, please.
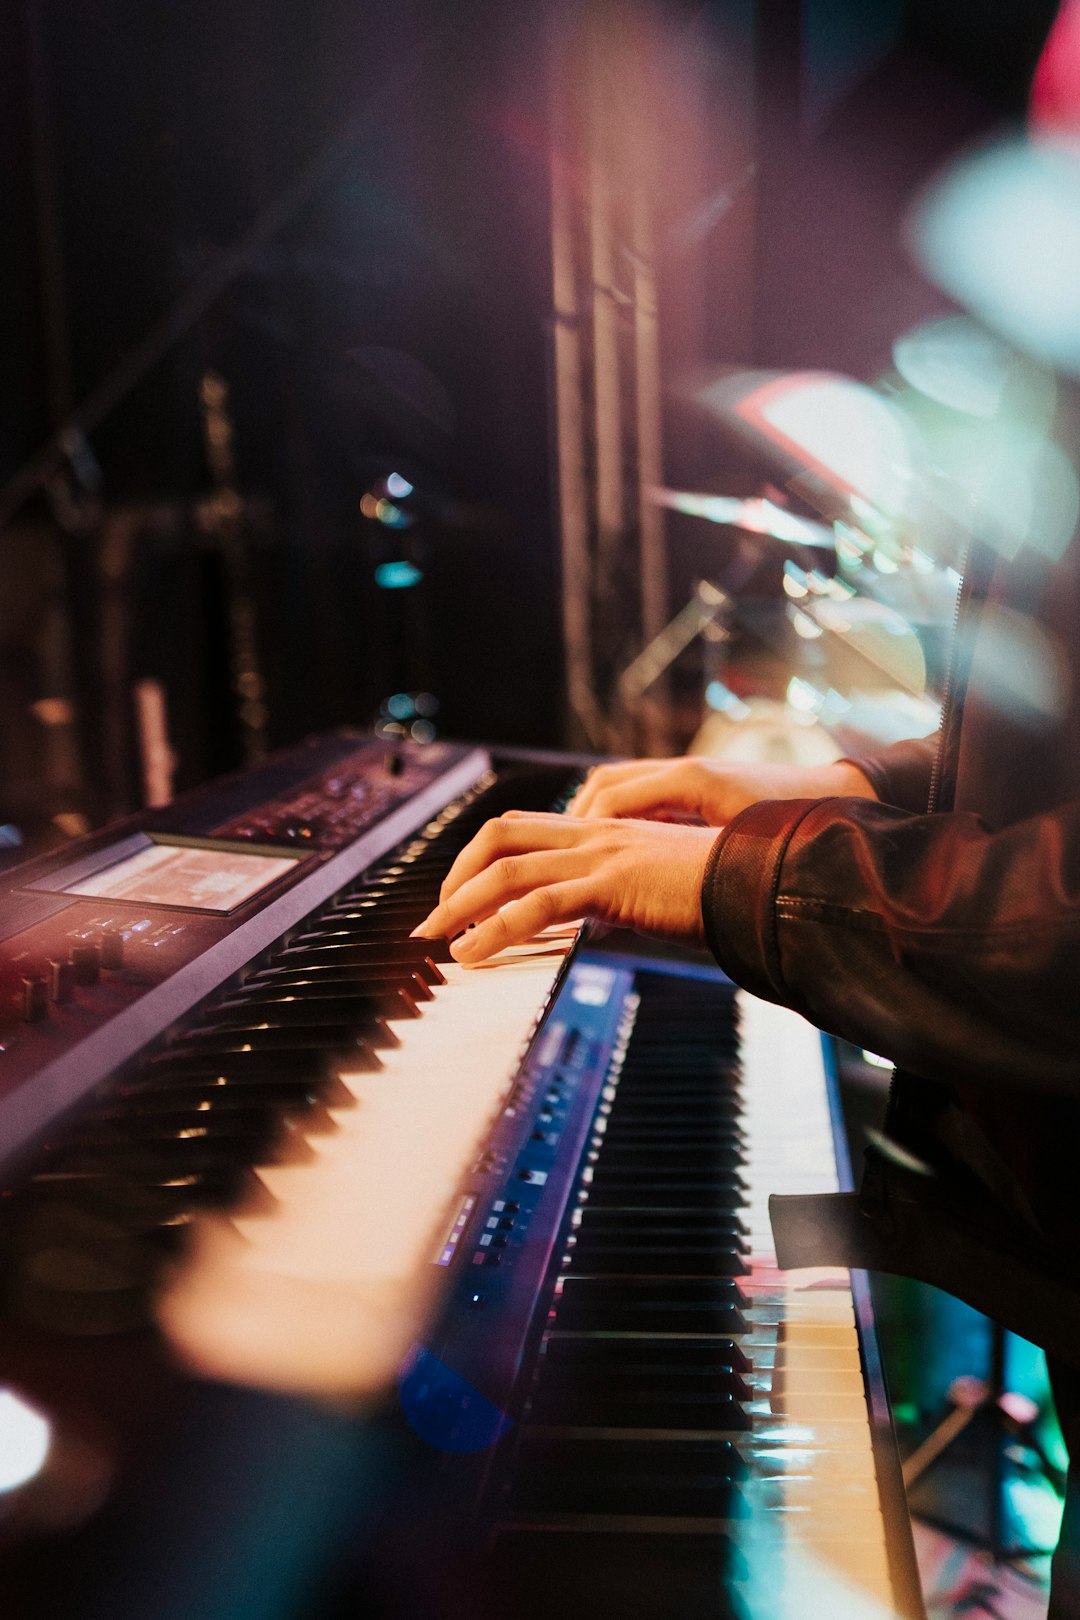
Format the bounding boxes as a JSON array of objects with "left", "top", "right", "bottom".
[
  {"left": 411, "top": 813, "right": 718, "bottom": 964},
  {"left": 566, "top": 756, "right": 875, "bottom": 826}
]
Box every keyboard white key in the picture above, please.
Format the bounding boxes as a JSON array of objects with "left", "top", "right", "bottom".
[
  {"left": 159, "top": 929, "right": 578, "bottom": 1398},
  {"left": 734, "top": 992, "right": 903, "bottom": 1618},
  {"left": 160, "top": 966, "right": 911, "bottom": 1615}
]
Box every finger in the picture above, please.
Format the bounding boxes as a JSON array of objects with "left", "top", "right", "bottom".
[
  {"left": 449, "top": 881, "right": 592, "bottom": 963},
  {"left": 413, "top": 846, "right": 590, "bottom": 940},
  {"left": 567, "top": 761, "right": 650, "bottom": 817},
  {"left": 435, "top": 813, "right": 578, "bottom": 905},
  {"left": 582, "top": 768, "right": 692, "bottom": 822},
  {"left": 569, "top": 762, "right": 648, "bottom": 816}
]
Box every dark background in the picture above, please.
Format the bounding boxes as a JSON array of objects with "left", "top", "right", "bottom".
[{"left": 0, "top": 0, "right": 1058, "bottom": 848}]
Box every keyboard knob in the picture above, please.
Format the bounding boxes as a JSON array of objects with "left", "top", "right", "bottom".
[
  {"left": 21, "top": 976, "right": 48, "bottom": 1021},
  {"left": 49, "top": 959, "right": 76, "bottom": 1003}
]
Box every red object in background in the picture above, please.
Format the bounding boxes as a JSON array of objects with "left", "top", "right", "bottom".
[{"left": 1030, "top": 0, "right": 1080, "bottom": 136}]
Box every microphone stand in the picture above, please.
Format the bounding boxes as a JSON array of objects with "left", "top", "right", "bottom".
[{"left": 903, "top": 1320, "right": 1065, "bottom": 1566}]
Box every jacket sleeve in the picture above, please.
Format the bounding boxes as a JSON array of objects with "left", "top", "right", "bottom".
[
  {"left": 840, "top": 733, "right": 937, "bottom": 813},
  {"left": 701, "top": 794, "right": 1080, "bottom": 1094}
]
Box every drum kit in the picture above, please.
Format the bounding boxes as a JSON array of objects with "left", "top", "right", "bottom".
[{"left": 630, "top": 476, "right": 938, "bottom": 766}]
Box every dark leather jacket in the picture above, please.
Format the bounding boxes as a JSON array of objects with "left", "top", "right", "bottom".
[{"left": 701, "top": 530, "right": 1080, "bottom": 1364}]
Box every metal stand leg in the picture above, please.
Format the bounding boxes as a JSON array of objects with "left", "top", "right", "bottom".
[{"left": 904, "top": 1323, "right": 1065, "bottom": 1567}]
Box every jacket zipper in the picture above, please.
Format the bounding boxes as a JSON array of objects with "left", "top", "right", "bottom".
[{"left": 926, "top": 541, "right": 973, "bottom": 817}]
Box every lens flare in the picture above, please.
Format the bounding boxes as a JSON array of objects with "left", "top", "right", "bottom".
[
  {"left": 374, "top": 560, "right": 423, "bottom": 590},
  {"left": 910, "top": 136, "right": 1080, "bottom": 377},
  {"left": 0, "top": 1391, "right": 50, "bottom": 1492}
]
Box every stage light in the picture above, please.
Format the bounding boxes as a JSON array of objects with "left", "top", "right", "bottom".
[
  {"left": 964, "top": 605, "right": 1068, "bottom": 725},
  {"left": 782, "top": 562, "right": 809, "bottom": 599},
  {"left": 893, "top": 316, "right": 1016, "bottom": 419},
  {"left": 786, "top": 676, "right": 823, "bottom": 714},
  {"left": 386, "top": 473, "right": 413, "bottom": 498},
  {"left": 704, "top": 681, "right": 750, "bottom": 717},
  {"left": 0, "top": 1391, "right": 50, "bottom": 1493},
  {"left": 791, "top": 609, "right": 824, "bottom": 639},
  {"left": 819, "top": 687, "right": 852, "bottom": 718},
  {"left": 910, "top": 136, "right": 1080, "bottom": 378},
  {"left": 376, "top": 499, "right": 413, "bottom": 529},
  {"left": 745, "top": 374, "right": 917, "bottom": 523},
  {"left": 982, "top": 435, "right": 1079, "bottom": 563},
  {"left": 374, "top": 560, "right": 422, "bottom": 590}
]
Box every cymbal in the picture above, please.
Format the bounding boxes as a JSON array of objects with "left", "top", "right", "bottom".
[{"left": 649, "top": 487, "right": 835, "bottom": 548}]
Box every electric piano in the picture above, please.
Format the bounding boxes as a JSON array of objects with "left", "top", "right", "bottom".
[{"left": 0, "top": 731, "right": 924, "bottom": 1619}]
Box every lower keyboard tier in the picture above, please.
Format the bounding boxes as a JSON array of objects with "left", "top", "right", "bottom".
[{"left": 0, "top": 746, "right": 922, "bottom": 1620}]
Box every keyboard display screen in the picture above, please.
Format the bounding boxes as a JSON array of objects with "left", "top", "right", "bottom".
[{"left": 62, "top": 842, "right": 301, "bottom": 912}]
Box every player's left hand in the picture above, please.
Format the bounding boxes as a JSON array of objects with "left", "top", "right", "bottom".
[{"left": 411, "top": 812, "right": 718, "bottom": 964}]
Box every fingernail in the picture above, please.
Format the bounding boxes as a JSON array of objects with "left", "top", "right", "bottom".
[{"left": 409, "top": 920, "right": 432, "bottom": 938}]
